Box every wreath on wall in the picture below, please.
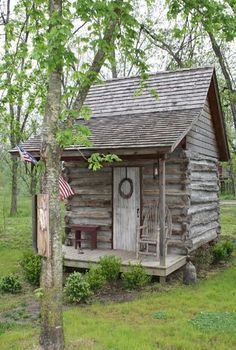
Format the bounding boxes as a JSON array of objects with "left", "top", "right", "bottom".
[{"left": 118, "top": 168, "right": 134, "bottom": 199}]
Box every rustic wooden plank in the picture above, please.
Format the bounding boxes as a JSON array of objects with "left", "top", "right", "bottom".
[
  {"left": 32, "top": 195, "right": 37, "bottom": 252},
  {"left": 37, "top": 194, "right": 50, "bottom": 258}
]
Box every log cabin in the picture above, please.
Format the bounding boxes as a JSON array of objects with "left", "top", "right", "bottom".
[{"left": 11, "top": 66, "right": 230, "bottom": 278}]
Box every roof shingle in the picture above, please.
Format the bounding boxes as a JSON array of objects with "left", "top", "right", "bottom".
[{"left": 11, "top": 66, "right": 216, "bottom": 154}]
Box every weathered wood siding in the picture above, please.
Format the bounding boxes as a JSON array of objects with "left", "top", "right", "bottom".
[
  {"left": 186, "top": 152, "right": 220, "bottom": 250},
  {"left": 186, "top": 99, "right": 219, "bottom": 159},
  {"left": 64, "top": 149, "right": 190, "bottom": 251},
  {"left": 185, "top": 98, "right": 220, "bottom": 250},
  {"left": 64, "top": 162, "right": 112, "bottom": 249}
]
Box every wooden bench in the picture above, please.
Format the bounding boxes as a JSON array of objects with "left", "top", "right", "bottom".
[{"left": 68, "top": 224, "right": 100, "bottom": 250}]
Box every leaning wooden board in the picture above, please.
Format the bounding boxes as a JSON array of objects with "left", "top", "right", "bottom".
[{"left": 37, "top": 194, "right": 50, "bottom": 258}]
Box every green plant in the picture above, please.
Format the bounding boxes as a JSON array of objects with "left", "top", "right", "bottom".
[
  {"left": 223, "top": 240, "right": 234, "bottom": 257},
  {"left": 193, "top": 245, "right": 213, "bottom": 269},
  {"left": 191, "top": 312, "right": 236, "bottom": 334},
  {"left": 64, "top": 272, "right": 91, "bottom": 303},
  {"left": 121, "top": 264, "right": 151, "bottom": 290},
  {"left": 0, "top": 274, "right": 22, "bottom": 294},
  {"left": 212, "top": 240, "right": 234, "bottom": 263},
  {"left": 99, "top": 255, "right": 121, "bottom": 282},
  {"left": 153, "top": 311, "right": 171, "bottom": 320},
  {"left": 85, "top": 265, "right": 106, "bottom": 292},
  {"left": 20, "top": 251, "right": 42, "bottom": 286}
]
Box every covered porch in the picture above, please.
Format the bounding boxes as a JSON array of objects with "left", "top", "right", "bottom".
[
  {"left": 63, "top": 246, "right": 186, "bottom": 278},
  {"left": 63, "top": 154, "right": 188, "bottom": 278}
]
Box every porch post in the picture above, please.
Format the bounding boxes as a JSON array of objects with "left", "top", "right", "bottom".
[{"left": 159, "top": 155, "right": 166, "bottom": 266}]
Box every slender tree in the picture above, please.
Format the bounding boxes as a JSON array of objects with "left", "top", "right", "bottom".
[
  {"left": 38, "top": 1, "right": 151, "bottom": 348},
  {"left": 0, "top": 0, "right": 46, "bottom": 215}
]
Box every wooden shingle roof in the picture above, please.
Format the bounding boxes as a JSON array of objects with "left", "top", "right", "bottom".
[{"left": 11, "top": 66, "right": 229, "bottom": 160}]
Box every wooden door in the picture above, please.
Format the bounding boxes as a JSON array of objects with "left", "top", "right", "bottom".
[{"left": 113, "top": 167, "right": 140, "bottom": 251}]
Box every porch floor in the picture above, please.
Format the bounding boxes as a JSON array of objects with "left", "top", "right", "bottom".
[{"left": 63, "top": 246, "right": 186, "bottom": 277}]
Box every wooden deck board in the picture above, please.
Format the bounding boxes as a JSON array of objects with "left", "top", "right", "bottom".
[{"left": 63, "top": 246, "right": 186, "bottom": 276}]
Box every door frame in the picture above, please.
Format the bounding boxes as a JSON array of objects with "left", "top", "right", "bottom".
[{"left": 112, "top": 166, "right": 143, "bottom": 250}]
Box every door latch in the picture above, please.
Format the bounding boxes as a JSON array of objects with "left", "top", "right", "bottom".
[{"left": 137, "top": 208, "right": 140, "bottom": 218}]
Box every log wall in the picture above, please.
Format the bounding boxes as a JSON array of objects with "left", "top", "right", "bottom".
[
  {"left": 64, "top": 148, "right": 190, "bottom": 251},
  {"left": 185, "top": 97, "right": 220, "bottom": 250},
  {"left": 186, "top": 152, "right": 220, "bottom": 250},
  {"left": 64, "top": 163, "right": 113, "bottom": 249}
]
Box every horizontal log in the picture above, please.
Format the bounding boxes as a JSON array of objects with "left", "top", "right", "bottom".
[
  {"left": 188, "top": 203, "right": 219, "bottom": 215},
  {"left": 191, "top": 173, "right": 218, "bottom": 182},
  {"left": 68, "top": 199, "right": 112, "bottom": 208},
  {"left": 191, "top": 193, "right": 218, "bottom": 204},
  {"left": 190, "top": 184, "right": 219, "bottom": 192},
  {"left": 190, "top": 211, "right": 219, "bottom": 228},
  {"left": 67, "top": 216, "right": 112, "bottom": 225},
  {"left": 189, "top": 228, "right": 218, "bottom": 251},
  {"left": 189, "top": 221, "right": 219, "bottom": 238},
  {"left": 189, "top": 161, "right": 217, "bottom": 172},
  {"left": 185, "top": 150, "right": 218, "bottom": 163},
  {"left": 75, "top": 188, "right": 112, "bottom": 195}
]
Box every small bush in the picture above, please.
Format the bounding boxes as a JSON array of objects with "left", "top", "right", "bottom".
[
  {"left": 193, "top": 245, "right": 213, "bottom": 269},
  {"left": 84, "top": 265, "right": 106, "bottom": 292},
  {"left": 20, "top": 251, "right": 42, "bottom": 286},
  {"left": 99, "top": 256, "right": 121, "bottom": 282},
  {"left": 64, "top": 272, "right": 91, "bottom": 303},
  {"left": 122, "top": 264, "right": 151, "bottom": 290},
  {"left": 0, "top": 274, "right": 22, "bottom": 294},
  {"left": 223, "top": 240, "right": 234, "bottom": 257},
  {"left": 212, "top": 240, "right": 234, "bottom": 263}
]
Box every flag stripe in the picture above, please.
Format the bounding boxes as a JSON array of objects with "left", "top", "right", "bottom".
[{"left": 59, "top": 176, "right": 74, "bottom": 200}]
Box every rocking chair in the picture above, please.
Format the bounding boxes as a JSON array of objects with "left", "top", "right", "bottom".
[{"left": 136, "top": 201, "right": 172, "bottom": 259}]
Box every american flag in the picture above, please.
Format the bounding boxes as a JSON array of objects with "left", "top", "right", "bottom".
[
  {"left": 59, "top": 175, "right": 74, "bottom": 200},
  {"left": 16, "top": 145, "right": 38, "bottom": 165},
  {"left": 17, "top": 145, "right": 74, "bottom": 200}
]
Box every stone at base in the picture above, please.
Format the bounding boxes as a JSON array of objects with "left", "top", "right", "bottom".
[
  {"left": 159, "top": 276, "right": 166, "bottom": 284},
  {"left": 183, "top": 261, "right": 197, "bottom": 285}
]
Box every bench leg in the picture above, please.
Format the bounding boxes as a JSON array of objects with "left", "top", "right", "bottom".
[
  {"left": 91, "top": 231, "right": 97, "bottom": 249},
  {"left": 75, "top": 230, "right": 81, "bottom": 249}
]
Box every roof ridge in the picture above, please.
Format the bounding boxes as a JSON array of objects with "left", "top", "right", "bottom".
[{"left": 97, "top": 66, "right": 214, "bottom": 84}]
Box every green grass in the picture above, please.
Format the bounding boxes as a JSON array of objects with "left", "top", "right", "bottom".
[
  {"left": 0, "top": 191, "right": 236, "bottom": 349},
  {"left": 220, "top": 205, "right": 236, "bottom": 237}
]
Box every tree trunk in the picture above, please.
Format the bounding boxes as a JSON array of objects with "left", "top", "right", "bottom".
[
  {"left": 111, "top": 48, "right": 118, "bottom": 78},
  {"left": 39, "top": 0, "right": 64, "bottom": 349},
  {"left": 39, "top": 77, "right": 64, "bottom": 350},
  {"left": 208, "top": 32, "right": 236, "bottom": 130},
  {"left": 10, "top": 155, "right": 18, "bottom": 216}
]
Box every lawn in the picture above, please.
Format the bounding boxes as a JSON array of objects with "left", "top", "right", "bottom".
[
  {"left": 220, "top": 205, "right": 236, "bottom": 237},
  {"left": 0, "top": 190, "right": 236, "bottom": 350}
]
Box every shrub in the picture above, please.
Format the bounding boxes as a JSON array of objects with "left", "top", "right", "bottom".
[
  {"left": 20, "top": 251, "right": 42, "bottom": 286},
  {"left": 212, "top": 240, "right": 234, "bottom": 263},
  {"left": 84, "top": 265, "right": 106, "bottom": 292},
  {"left": 64, "top": 272, "right": 91, "bottom": 303},
  {"left": 193, "top": 245, "right": 213, "bottom": 269},
  {"left": 122, "top": 264, "right": 151, "bottom": 290},
  {"left": 223, "top": 240, "right": 234, "bottom": 257},
  {"left": 0, "top": 274, "right": 22, "bottom": 294},
  {"left": 99, "top": 255, "right": 121, "bottom": 282}
]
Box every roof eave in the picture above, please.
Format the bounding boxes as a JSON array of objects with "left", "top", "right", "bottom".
[{"left": 208, "top": 70, "right": 230, "bottom": 162}]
